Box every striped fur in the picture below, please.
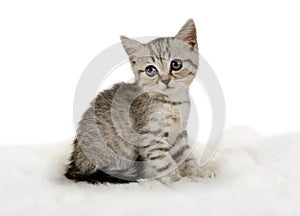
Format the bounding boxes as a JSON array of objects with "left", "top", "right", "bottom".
[{"left": 65, "top": 19, "right": 204, "bottom": 184}]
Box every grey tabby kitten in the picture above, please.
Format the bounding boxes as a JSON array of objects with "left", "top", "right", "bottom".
[{"left": 65, "top": 19, "right": 204, "bottom": 184}]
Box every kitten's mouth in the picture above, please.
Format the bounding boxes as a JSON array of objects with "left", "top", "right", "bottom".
[{"left": 164, "top": 86, "right": 174, "bottom": 90}]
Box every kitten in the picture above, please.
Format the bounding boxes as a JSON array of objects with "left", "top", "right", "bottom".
[{"left": 65, "top": 19, "right": 204, "bottom": 184}]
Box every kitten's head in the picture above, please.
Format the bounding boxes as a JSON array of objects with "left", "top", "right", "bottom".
[{"left": 121, "top": 19, "right": 199, "bottom": 98}]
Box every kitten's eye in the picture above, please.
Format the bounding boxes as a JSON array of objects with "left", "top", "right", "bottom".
[
  {"left": 170, "top": 59, "right": 183, "bottom": 71},
  {"left": 145, "top": 65, "right": 158, "bottom": 77}
]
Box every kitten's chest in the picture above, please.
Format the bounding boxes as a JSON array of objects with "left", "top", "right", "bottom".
[
  {"left": 129, "top": 93, "right": 190, "bottom": 144},
  {"left": 146, "top": 102, "right": 190, "bottom": 143}
]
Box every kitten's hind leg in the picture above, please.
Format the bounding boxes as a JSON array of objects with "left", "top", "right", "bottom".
[{"left": 65, "top": 138, "right": 136, "bottom": 184}]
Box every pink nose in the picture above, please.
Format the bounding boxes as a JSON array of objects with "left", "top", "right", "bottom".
[{"left": 161, "top": 78, "right": 171, "bottom": 86}]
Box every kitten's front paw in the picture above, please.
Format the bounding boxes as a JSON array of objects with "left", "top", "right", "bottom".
[
  {"left": 197, "top": 160, "right": 220, "bottom": 179},
  {"left": 180, "top": 160, "right": 218, "bottom": 179},
  {"left": 158, "top": 169, "right": 182, "bottom": 185},
  {"left": 181, "top": 166, "right": 216, "bottom": 180},
  {"left": 196, "top": 167, "right": 217, "bottom": 178}
]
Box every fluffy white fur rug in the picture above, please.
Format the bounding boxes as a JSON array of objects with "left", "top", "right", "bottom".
[{"left": 0, "top": 127, "right": 299, "bottom": 216}]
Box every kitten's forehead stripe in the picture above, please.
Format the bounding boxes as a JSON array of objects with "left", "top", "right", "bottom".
[
  {"left": 145, "top": 37, "right": 198, "bottom": 71},
  {"left": 150, "top": 56, "right": 155, "bottom": 63}
]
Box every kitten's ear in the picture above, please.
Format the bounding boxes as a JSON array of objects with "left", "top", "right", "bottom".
[
  {"left": 175, "top": 19, "right": 197, "bottom": 48},
  {"left": 120, "top": 36, "right": 145, "bottom": 62}
]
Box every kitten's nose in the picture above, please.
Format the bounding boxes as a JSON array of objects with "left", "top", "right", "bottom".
[{"left": 161, "top": 78, "right": 171, "bottom": 86}]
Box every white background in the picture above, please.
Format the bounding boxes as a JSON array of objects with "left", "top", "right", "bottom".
[{"left": 0, "top": 0, "right": 299, "bottom": 145}]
